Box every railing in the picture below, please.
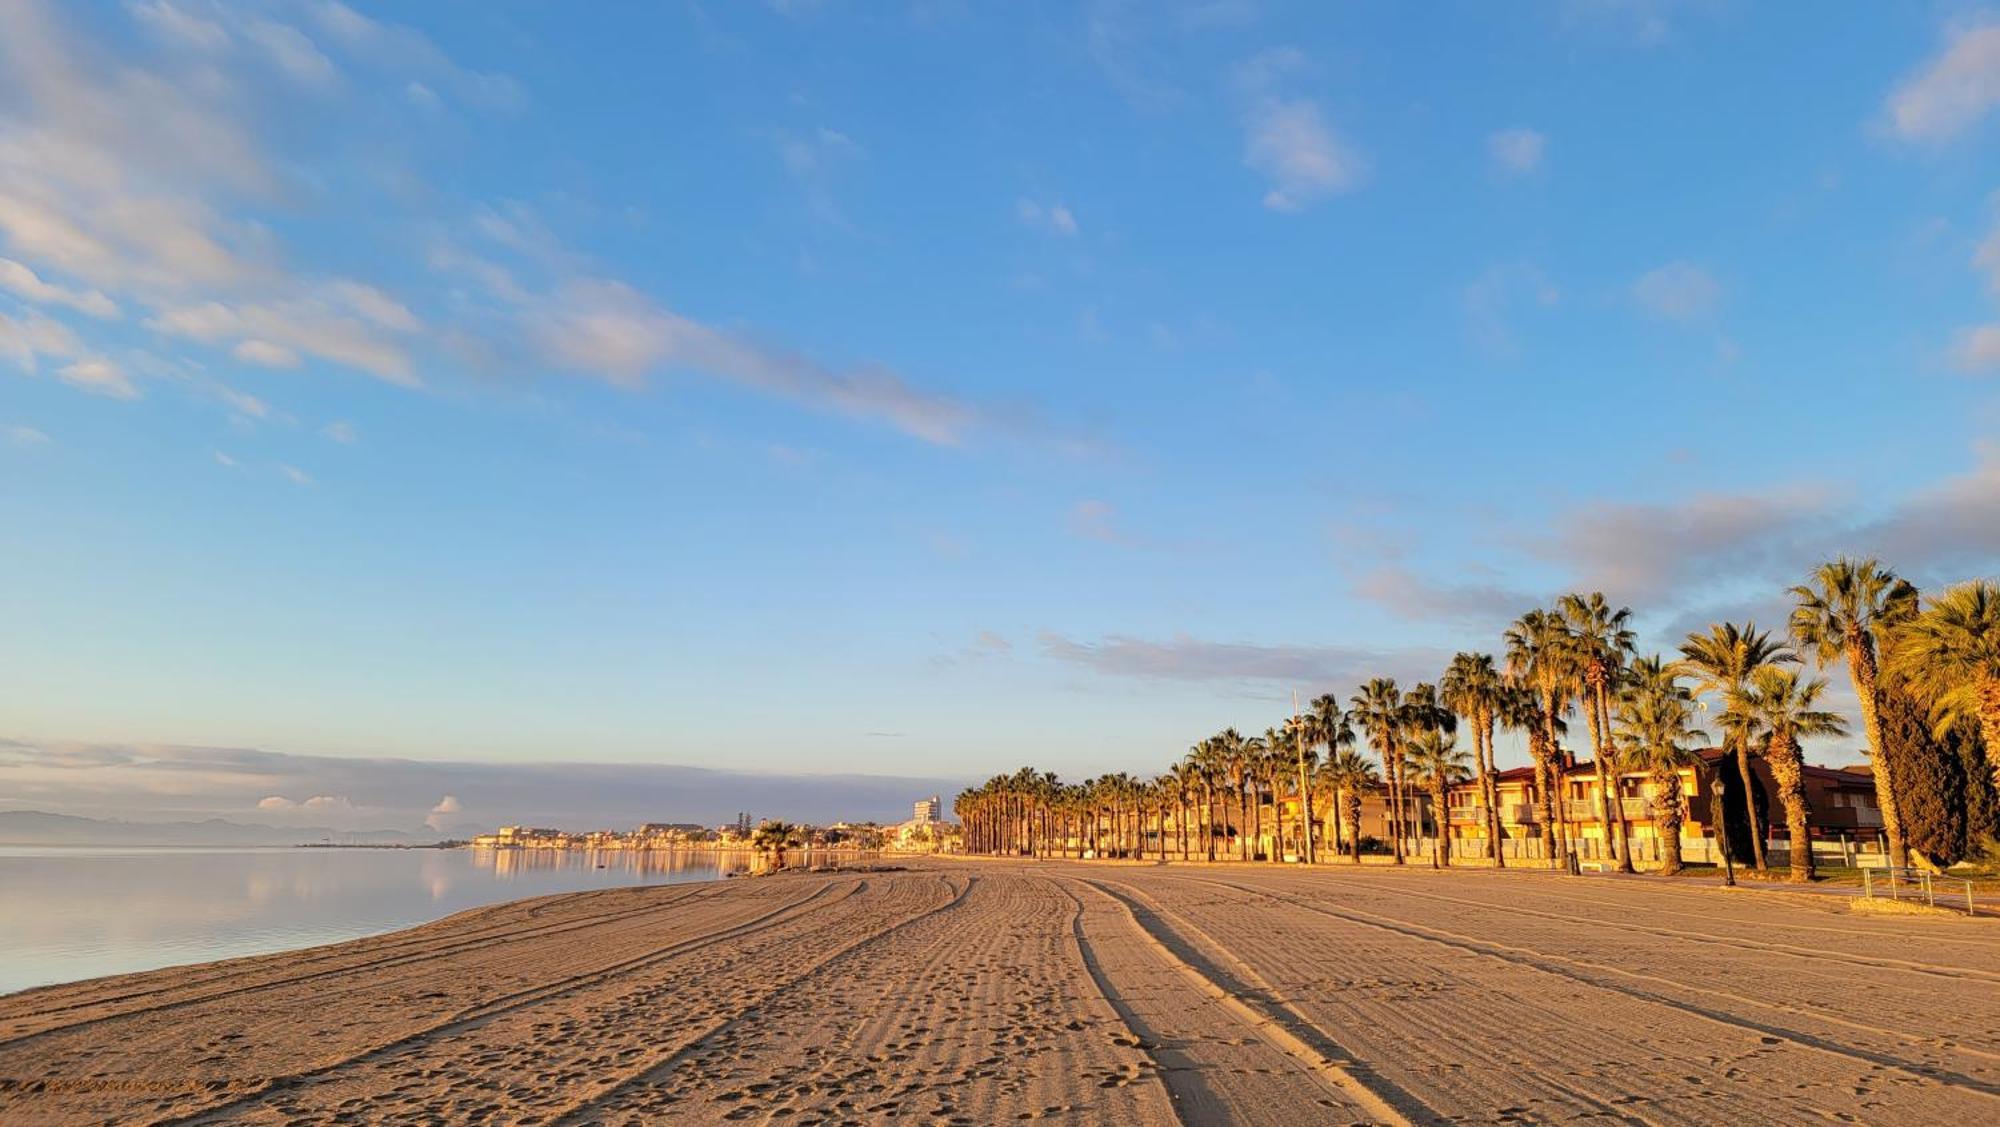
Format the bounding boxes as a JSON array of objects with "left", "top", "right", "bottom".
[
  {"left": 1861, "top": 867, "right": 1977, "bottom": 916},
  {"left": 1503, "top": 804, "right": 1536, "bottom": 824},
  {"left": 1448, "top": 806, "right": 1485, "bottom": 824}
]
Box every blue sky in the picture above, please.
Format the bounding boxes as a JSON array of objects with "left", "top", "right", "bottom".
[{"left": 4, "top": 1, "right": 2000, "bottom": 828}]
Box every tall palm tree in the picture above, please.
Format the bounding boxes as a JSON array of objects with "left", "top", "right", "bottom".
[
  {"left": 1614, "top": 659, "right": 1704, "bottom": 876},
  {"left": 1405, "top": 729, "right": 1471, "bottom": 868},
  {"left": 1734, "top": 667, "right": 1847, "bottom": 881},
  {"left": 1790, "top": 557, "right": 1919, "bottom": 867},
  {"left": 1352, "top": 679, "right": 1407, "bottom": 863},
  {"left": 1678, "top": 621, "right": 1796, "bottom": 871},
  {"left": 1217, "top": 729, "right": 1252, "bottom": 861},
  {"left": 1886, "top": 579, "right": 2000, "bottom": 793},
  {"left": 1559, "top": 592, "right": 1637, "bottom": 871},
  {"left": 1441, "top": 652, "right": 1507, "bottom": 867},
  {"left": 1401, "top": 682, "right": 1455, "bottom": 862},
  {"left": 1190, "top": 740, "right": 1222, "bottom": 861},
  {"left": 1304, "top": 693, "right": 1355, "bottom": 865},
  {"left": 1323, "top": 747, "right": 1379, "bottom": 862},
  {"left": 1505, "top": 609, "right": 1579, "bottom": 866}
]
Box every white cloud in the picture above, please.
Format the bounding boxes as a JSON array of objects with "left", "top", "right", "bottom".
[
  {"left": 3, "top": 423, "right": 50, "bottom": 447},
  {"left": 278, "top": 463, "right": 313, "bottom": 485},
  {"left": 244, "top": 19, "right": 338, "bottom": 89},
  {"left": 1015, "top": 198, "right": 1080, "bottom": 236},
  {"left": 127, "top": 1, "right": 231, "bottom": 52},
  {"left": 0, "top": 257, "right": 119, "bottom": 318},
  {"left": 1884, "top": 23, "right": 2000, "bottom": 142},
  {"left": 1632, "top": 261, "right": 1721, "bottom": 320},
  {"left": 1244, "top": 97, "right": 1363, "bottom": 211},
  {"left": 148, "top": 291, "right": 418, "bottom": 385},
  {"left": 256, "top": 795, "right": 293, "bottom": 809},
  {"left": 213, "top": 450, "right": 238, "bottom": 468},
  {"left": 58, "top": 358, "right": 139, "bottom": 399},
  {"left": 307, "top": 1, "right": 523, "bottom": 109},
  {"left": 425, "top": 794, "right": 461, "bottom": 831},
  {"left": 525, "top": 278, "right": 976, "bottom": 445},
  {"left": 1952, "top": 324, "right": 2000, "bottom": 372},
  {"left": 233, "top": 339, "right": 301, "bottom": 368},
  {"left": 214, "top": 383, "right": 268, "bottom": 419},
  {"left": 1486, "top": 127, "right": 1546, "bottom": 176},
  {"left": 0, "top": 310, "right": 82, "bottom": 370},
  {"left": 321, "top": 420, "right": 357, "bottom": 444},
  {"left": 1068, "top": 499, "right": 1123, "bottom": 543},
  {"left": 1039, "top": 630, "right": 1442, "bottom": 688}
]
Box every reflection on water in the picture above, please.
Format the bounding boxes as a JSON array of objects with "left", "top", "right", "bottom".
[{"left": 0, "top": 846, "right": 751, "bottom": 996}]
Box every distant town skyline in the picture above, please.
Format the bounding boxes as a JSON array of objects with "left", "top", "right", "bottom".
[{"left": 5, "top": 2, "right": 2000, "bottom": 829}]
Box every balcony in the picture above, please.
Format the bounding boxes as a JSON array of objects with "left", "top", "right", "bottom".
[
  {"left": 1448, "top": 806, "right": 1486, "bottom": 824},
  {"left": 1502, "top": 804, "right": 1536, "bottom": 824}
]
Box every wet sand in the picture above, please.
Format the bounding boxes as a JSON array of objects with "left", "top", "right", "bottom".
[{"left": 2, "top": 858, "right": 1996, "bottom": 1124}]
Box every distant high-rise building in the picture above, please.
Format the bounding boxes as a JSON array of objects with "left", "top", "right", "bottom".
[{"left": 913, "top": 795, "right": 940, "bottom": 824}]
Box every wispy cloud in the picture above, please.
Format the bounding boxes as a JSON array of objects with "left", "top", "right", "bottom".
[
  {"left": 0, "top": 739, "right": 968, "bottom": 829},
  {"left": 1486, "top": 127, "right": 1546, "bottom": 176},
  {"left": 1016, "top": 198, "right": 1079, "bottom": 236},
  {"left": 3, "top": 422, "right": 49, "bottom": 447},
  {"left": 1632, "top": 261, "right": 1721, "bottom": 321},
  {"left": 57, "top": 358, "right": 139, "bottom": 399},
  {"left": 1039, "top": 630, "right": 1442, "bottom": 687},
  {"left": 1236, "top": 48, "right": 1363, "bottom": 212},
  {"left": 1883, "top": 22, "right": 2000, "bottom": 142}
]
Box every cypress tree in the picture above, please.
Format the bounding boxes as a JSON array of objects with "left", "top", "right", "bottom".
[{"left": 1877, "top": 683, "right": 1969, "bottom": 865}]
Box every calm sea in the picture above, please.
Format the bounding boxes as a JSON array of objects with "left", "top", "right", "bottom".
[{"left": 0, "top": 845, "right": 750, "bottom": 996}]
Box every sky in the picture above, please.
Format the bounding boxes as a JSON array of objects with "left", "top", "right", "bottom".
[{"left": 3, "top": 1, "right": 2000, "bottom": 831}]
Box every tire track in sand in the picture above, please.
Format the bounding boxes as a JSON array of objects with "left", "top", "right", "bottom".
[
  {"left": 0, "top": 882, "right": 730, "bottom": 1043},
  {"left": 133, "top": 877, "right": 860, "bottom": 1127},
  {"left": 1063, "top": 874, "right": 1425, "bottom": 1126},
  {"left": 1185, "top": 874, "right": 2000, "bottom": 1107}
]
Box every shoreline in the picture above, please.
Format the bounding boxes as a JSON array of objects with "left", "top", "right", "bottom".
[{"left": 3, "top": 858, "right": 1994, "bottom": 1124}]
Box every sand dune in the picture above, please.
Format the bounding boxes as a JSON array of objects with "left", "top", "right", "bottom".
[{"left": 2, "top": 860, "right": 1995, "bottom": 1124}]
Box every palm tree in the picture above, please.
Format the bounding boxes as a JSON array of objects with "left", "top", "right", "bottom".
[
  {"left": 1167, "top": 760, "right": 1197, "bottom": 859},
  {"left": 1790, "top": 557, "right": 1919, "bottom": 867},
  {"left": 1189, "top": 741, "right": 1222, "bottom": 861},
  {"left": 1613, "top": 660, "right": 1704, "bottom": 876},
  {"left": 1559, "top": 592, "right": 1637, "bottom": 871},
  {"left": 1405, "top": 729, "right": 1471, "bottom": 868},
  {"left": 1352, "top": 679, "right": 1407, "bottom": 863},
  {"left": 1678, "top": 621, "right": 1796, "bottom": 871},
  {"left": 1303, "top": 693, "right": 1354, "bottom": 864},
  {"left": 1734, "top": 667, "right": 1847, "bottom": 881},
  {"left": 1322, "top": 748, "right": 1379, "bottom": 862},
  {"left": 1505, "top": 609, "right": 1579, "bottom": 866},
  {"left": 1441, "top": 652, "right": 1507, "bottom": 867},
  {"left": 1886, "top": 579, "right": 2000, "bottom": 793},
  {"left": 1215, "top": 729, "right": 1251, "bottom": 861},
  {"left": 751, "top": 819, "right": 803, "bottom": 869},
  {"left": 1401, "top": 682, "right": 1455, "bottom": 863}
]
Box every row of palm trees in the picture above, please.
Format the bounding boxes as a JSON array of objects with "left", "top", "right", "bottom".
[{"left": 956, "top": 562, "right": 1998, "bottom": 883}]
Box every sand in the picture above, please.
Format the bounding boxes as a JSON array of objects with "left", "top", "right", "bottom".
[{"left": 2, "top": 860, "right": 1996, "bottom": 1125}]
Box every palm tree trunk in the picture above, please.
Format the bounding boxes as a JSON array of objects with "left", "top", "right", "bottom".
[
  {"left": 1432, "top": 782, "right": 1447, "bottom": 868},
  {"left": 1655, "top": 770, "right": 1685, "bottom": 876},
  {"left": 1387, "top": 754, "right": 1406, "bottom": 864},
  {"left": 1346, "top": 791, "right": 1363, "bottom": 863},
  {"left": 1850, "top": 639, "right": 1909, "bottom": 868},
  {"left": 1732, "top": 733, "right": 1769, "bottom": 870},
  {"left": 1766, "top": 732, "right": 1813, "bottom": 882},
  {"left": 1479, "top": 717, "right": 1505, "bottom": 868},
  {"left": 1586, "top": 684, "right": 1619, "bottom": 866}
]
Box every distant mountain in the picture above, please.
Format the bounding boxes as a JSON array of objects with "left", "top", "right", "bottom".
[{"left": 0, "top": 810, "right": 445, "bottom": 847}]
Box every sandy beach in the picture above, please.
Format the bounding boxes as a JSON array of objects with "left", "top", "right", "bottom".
[{"left": 1, "top": 859, "right": 1995, "bottom": 1125}]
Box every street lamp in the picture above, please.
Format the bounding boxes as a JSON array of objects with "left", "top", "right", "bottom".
[{"left": 1710, "top": 777, "right": 1736, "bottom": 887}]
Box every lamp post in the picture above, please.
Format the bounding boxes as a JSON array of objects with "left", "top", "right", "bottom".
[
  {"left": 1710, "top": 777, "right": 1736, "bottom": 887},
  {"left": 1288, "top": 696, "right": 1314, "bottom": 866}
]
